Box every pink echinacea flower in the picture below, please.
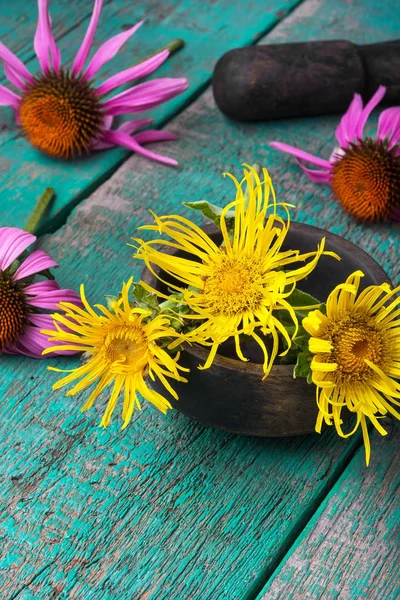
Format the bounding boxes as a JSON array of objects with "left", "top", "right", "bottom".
[
  {"left": 0, "top": 227, "right": 81, "bottom": 358},
  {"left": 0, "top": 0, "right": 188, "bottom": 166},
  {"left": 271, "top": 86, "right": 400, "bottom": 222}
]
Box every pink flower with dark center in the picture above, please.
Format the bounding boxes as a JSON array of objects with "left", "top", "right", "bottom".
[
  {"left": 271, "top": 86, "right": 400, "bottom": 222},
  {"left": 0, "top": 227, "right": 81, "bottom": 358},
  {"left": 0, "top": 0, "right": 188, "bottom": 166}
]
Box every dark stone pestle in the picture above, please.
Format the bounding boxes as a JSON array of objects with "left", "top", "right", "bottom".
[{"left": 212, "top": 40, "right": 400, "bottom": 121}]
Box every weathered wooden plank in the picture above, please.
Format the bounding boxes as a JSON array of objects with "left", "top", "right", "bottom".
[
  {"left": 0, "top": 0, "right": 302, "bottom": 232},
  {"left": 0, "top": 400, "right": 361, "bottom": 600},
  {"left": 257, "top": 421, "right": 400, "bottom": 600},
  {"left": 1, "top": 0, "right": 399, "bottom": 598}
]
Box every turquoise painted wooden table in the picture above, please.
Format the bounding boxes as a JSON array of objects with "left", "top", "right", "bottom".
[{"left": 0, "top": 1, "right": 399, "bottom": 598}]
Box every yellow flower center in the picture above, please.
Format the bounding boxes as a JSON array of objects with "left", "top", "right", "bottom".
[
  {"left": 203, "top": 254, "right": 265, "bottom": 316},
  {"left": 0, "top": 273, "right": 27, "bottom": 348},
  {"left": 20, "top": 69, "right": 103, "bottom": 159},
  {"left": 104, "top": 325, "right": 149, "bottom": 371},
  {"left": 331, "top": 139, "right": 400, "bottom": 222},
  {"left": 327, "top": 314, "right": 387, "bottom": 382}
]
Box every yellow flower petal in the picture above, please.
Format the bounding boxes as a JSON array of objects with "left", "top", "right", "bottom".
[
  {"left": 44, "top": 280, "right": 186, "bottom": 428},
  {"left": 311, "top": 358, "right": 338, "bottom": 372},
  {"left": 305, "top": 270, "right": 400, "bottom": 465},
  {"left": 303, "top": 310, "right": 327, "bottom": 336},
  {"left": 134, "top": 165, "right": 335, "bottom": 375},
  {"left": 309, "top": 338, "right": 333, "bottom": 354}
]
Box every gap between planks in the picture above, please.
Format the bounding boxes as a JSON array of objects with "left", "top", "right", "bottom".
[{"left": 242, "top": 424, "right": 373, "bottom": 600}]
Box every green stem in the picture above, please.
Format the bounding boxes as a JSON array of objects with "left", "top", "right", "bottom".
[
  {"left": 159, "top": 294, "right": 184, "bottom": 312},
  {"left": 25, "top": 188, "right": 55, "bottom": 234},
  {"left": 136, "top": 38, "right": 185, "bottom": 65}
]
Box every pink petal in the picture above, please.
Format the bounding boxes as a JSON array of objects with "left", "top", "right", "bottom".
[
  {"left": 96, "top": 49, "right": 169, "bottom": 96},
  {"left": 72, "top": 0, "right": 103, "bottom": 76},
  {"left": 91, "top": 114, "right": 113, "bottom": 147},
  {"left": 29, "top": 315, "right": 84, "bottom": 354},
  {"left": 270, "top": 141, "right": 332, "bottom": 169},
  {"left": 3, "top": 320, "right": 54, "bottom": 357},
  {"left": 13, "top": 249, "right": 58, "bottom": 281},
  {"left": 298, "top": 163, "right": 333, "bottom": 184},
  {"left": 335, "top": 93, "right": 363, "bottom": 146},
  {"left": 134, "top": 130, "right": 177, "bottom": 144},
  {"left": 377, "top": 107, "right": 400, "bottom": 148},
  {"left": 102, "top": 78, "right": 188, "bottom": 116},
  {"left": 4, "top": 323, "right": 78, "bottom": 357},
  {"left": 0, "top": 84, "right": 21, "bottom": 108},
  {"left": 0, "top": 42, "right": 32, "bottom": 85},
  {"left": 91, "top": 138, "right": 115, "bottom": 151},
  {"left": 34, "top": 0, "right": 61, "bottom": 75},
  {"left": 24, "top": 328, "right": 56, "bottom": 351},
  {"left": 3, "top": 334, "right": 44, "bottom": 358},
  {"left": 28, "top": 313, "right": 57, "bottom": 328},
  {"left": 117, "top": 118, "right": 153, "bottom": 134},
  {"left": 29, "top": 313, "right": 82, "bottom": 353},
  {"left": 20, "top": 328, "right": 53, "bottom": 352},
  {"left": 84, "top": 21, "right": 143, "bottom": 81},
  {"left": 105, "top": 77, "right": 187, "bottom": 105},
  {"left": 104, "top": 102, "right": 162, "bottom": 117},
  {"left": 4, "top": 63, "right": 27, "bottom": 90},
  {"left": 24, "top": 280, "right": 60, "bottom": 294},
  {"left": 355, "top": 85, "right": 386, "bottom": 139},
  {"left": 26, "top": 288, "right": 81, "bottom": 310},
  {"left": 102, "top": 114, "right": 114, "bottom": 131},
  {"left": 100, "top": 128, "right": 178, "bottom": 166},
  {"left": 0, "top": 227, "right": 35, "bottom": 271},
  {"left": 92, "top": 118, "right": 152, "bottom": 150}
]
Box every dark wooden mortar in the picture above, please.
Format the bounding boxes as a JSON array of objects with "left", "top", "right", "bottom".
[{"left": 141, "top": 223, "right": 391, "bottom": 437}]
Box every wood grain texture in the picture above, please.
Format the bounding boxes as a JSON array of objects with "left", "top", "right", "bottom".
[
  {"left": 257, "top": 421, "right": 400, "bottom": 600},
  {"left": 0, "top": 0, "right": 399, "bottom": 599},
  {"left": 0, "top": 395, "right": 361, "bottom": 600},
  {"left": 0, "top": 0, "right": 302, "bottom": 233}
]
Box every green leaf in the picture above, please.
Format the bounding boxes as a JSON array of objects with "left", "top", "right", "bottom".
[
  {"left": 293, "top": 333, "right": 310, "bottom": 352},
  {"left": 286, "top": 288, "right": 321, "bottom": 310},
  {"left": 274, "top": 309, "right": 296, "bottom": 329},
  {"left": 105, "top": 295, "right": 118, "bottom": 311},
  {"left": 159, "top": 292, "right": 185, "bottom": 312},
  {"left": 7, "top": 259, "right": 21, "bottom": 276},
  {"left": 280, "top": 346, "right": 300, "bottom": 365},
  {"left": 293, "top": 350, "right": 312, "bottom": 381},
  {"left": 38, "top": 268, "right": 55, "bottom": 281},
  {"left": 183, "top": 200, "right": 235, "bottom": 228},
  {"left": 131, "top": 283, "right": 160, "bottom": 312}
]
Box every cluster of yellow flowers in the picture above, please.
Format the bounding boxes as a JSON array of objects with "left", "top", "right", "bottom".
[{"left": 44, "top": 165, "right": 400, "bottom": 465}]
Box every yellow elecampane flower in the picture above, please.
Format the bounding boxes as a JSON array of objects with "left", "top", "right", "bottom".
[
  {"left": 135, "top": 164, "right": 337, "bottom": 377},
  {"left": 42, "top": 279, "right": 187, "bottom": 428},
  {"left": 303, "top": 270, "right": 400, "bottom": 465}
]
